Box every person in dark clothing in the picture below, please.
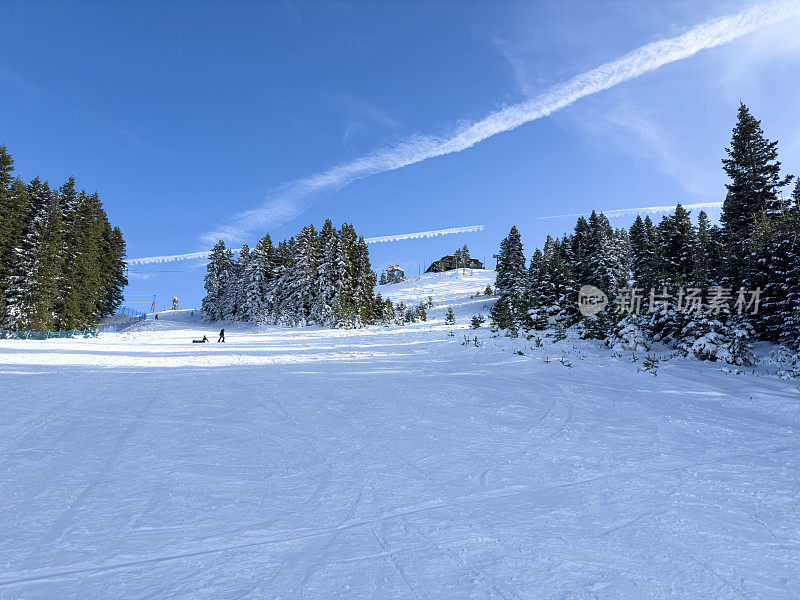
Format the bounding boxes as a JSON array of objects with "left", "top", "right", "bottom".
[
  {"left": 218, "top": 328, "right": 225, "bottom": 343},
  {"left": 202, "top": 335, "right": 209, "bottom": 343},
  {"left": 155, "top": 313, "right": 158, "bottom": 320}
]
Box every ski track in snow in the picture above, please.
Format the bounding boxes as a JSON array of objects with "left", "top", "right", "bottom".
[{"left": 1, "top": 269, "right": 799, "bottom": 598}]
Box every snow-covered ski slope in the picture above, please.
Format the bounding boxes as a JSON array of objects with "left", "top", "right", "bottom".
[{"left": 1, "top": 270, "right": 799, "bottom": 598}]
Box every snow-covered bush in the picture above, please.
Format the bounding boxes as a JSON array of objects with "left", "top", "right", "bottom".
[
  {"left": 647, "top": 305, "right": 686, "bottom": 346},
  {"left": 726, "top": 320, "right": 756, "bottom": 366},
  {"left": 606, "top": 314, "right": 650, "bottom": 352},
  {"left": 679, "top": 317, "right": 755, "bottom": 366},
  {"left": 579, "top": 313, "right": 614, "bottom": 340},
  {"left": 779, "top": 352, "right": 800, "bottom": 380}
]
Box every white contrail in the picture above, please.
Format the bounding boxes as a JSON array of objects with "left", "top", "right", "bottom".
[
  {"left": 201, "top": 1, "right": 800, "bottom": 245},
  {"left": 366, "top": 225, "right": 483, "bottom": 243},
  {"left": 537, "top": 201, "right": 725, "bottom": 220},
  {"left": 128, "top": 225, "right": 484, "bottom": 265},
  {"left": 127, "top": 251, "right": 221, "bottom": 265}
]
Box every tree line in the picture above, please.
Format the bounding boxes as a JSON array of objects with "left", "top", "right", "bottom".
[
  {"left": 0, "top": 144, "right": 127, "bottom": 331},
  {"left": 202, "top": 220, "right": 379, "bottom": 327},
  {"left": 490, "top": 103, "right": 800, "bottom": 365}
]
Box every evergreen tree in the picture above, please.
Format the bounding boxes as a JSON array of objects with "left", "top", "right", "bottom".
[
  {"left": 232, "top": 245, "right": 251, "bottom": 321},
  {"left": 628, "top": 215, "right": 648, "bottom": 288},
  {"left": 489, "top": 226, "right": 528, "bottom": 333},
  {"left": 352, "top": 235, "right": 376, "bottom": 325},
  {"left": 639, "top": 216, "right": 661, "bottom": 295},
  {"left": 692, "top": 211, "right": 722, "bottom": 289},
  {"left": 279, "top": 225, "right": 319, "bottom": 325},
  {"left": 58, "top": 191, "right": 107, "bottom": 329},
  {"left": 538, "top": 235, "right": 571, "bottom": 323},
  {"left": 244, "top": 234, "right": 275, "bottom": 323},
  {"left": 93, "top": 212, "right": 127, "bottom": 320},
  {"left": 312, "top": 220, "right": 346, "bottom": 326},
  {"left": 792, "top": 178, "right": 800, "bottom": 208},
  {"left": 566, "top": 216, "right": 592, "bottom": 291},
  {"left": 750, "top": 209, "right": 800, "bottom": 345},
  {"left": 657, "top": 204, "right": 696, "bottom": 287},
  {"left": 0, "top": 145, "right": 31, "bottom": 314},
  {"left": 721, "top": 103, "right": 792, "bottom": 287},
  {"left": 526, "top": 248, "right": 548, "bottom": 330},
  {"left": 585, "top": 212, "right": 619, "bottom": 297},
  {"left": 202, "top": 241, "right": 235, "bottom": 321},
  {"left": 2, "top": 178, "right": 64, "bottom": 329},
  {"left": 0, "top": 146, "right": 127, "bottom": 331},
  {"left": 609, "top": 227, "right": 631, "bottom": 295}
]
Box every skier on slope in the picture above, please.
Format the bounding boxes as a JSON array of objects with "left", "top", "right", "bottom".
[{"left": 218, "top": 328, "right": 225, "bottom": 343}]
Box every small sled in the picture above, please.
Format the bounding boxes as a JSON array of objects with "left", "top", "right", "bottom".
[{"left": 192, "top": 337, "right": 209, "bottom": 344}]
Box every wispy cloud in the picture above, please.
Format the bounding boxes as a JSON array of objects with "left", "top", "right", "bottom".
[
  {"left": 114, "top": 126, "right": 164, "bottom": 154},
  {"left": 538, "top": 201, "right": 725, "bottom": 220},
  {"left": 583, "top": 104, "right": 719, "bottom": 196},
  {"left": 327, "top": 92, "right": 401, "bottom": 147},
  {"left": 493, "top": 37, "right": 536, "bottom": 96},
  {"left": 202, "top": 1, "right": 800, "bottom": 245},
  {"left": 130, "top": 225, "right": 484, "bottom": 264}
]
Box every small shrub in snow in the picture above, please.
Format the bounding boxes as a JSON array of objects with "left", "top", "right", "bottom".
[
  {"left": 415, "top": 304, "right": 427, "bottom": 322},
  {"left": 445, "top": 306, "right": 455, "bottom": 325},
  {"left": 470, "top": 314, "right": 485, "bottom": 329},
  {"left": 462, "top": 335, "right": 483, "bottom": 347},
  {"left": 641, "top": 354, "right": 659, "bottom": 376},
  {"left": 484, "top": 285, "right": 493, "bottom": 296}
]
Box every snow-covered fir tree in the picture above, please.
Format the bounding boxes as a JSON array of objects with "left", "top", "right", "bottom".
[
  {"left": 243, "top": 234, "right": 275, "bottom": 324},
  {"left": 720, "top": 103, "right": 792, "bottom": 288},
  {"left": 0, "top": 144, "right": 126, "bottom": 331},
  {"left": 200, "top": 221, "right": 378, "bottom": 330},
  {"left": 202, "top": 241, "right": 236, "bottom": 322},
  {"left": 656, "top": 203, "right": 695, "bottom": 287},
  {"left": 2, "top": 178, "right": 62, "bottom": 329},
  {"left": 490, "top": 226, "right": 528, "bottom": 334},
  {"left": 311, "top": 220, "right": 346, "bottom": 327}
]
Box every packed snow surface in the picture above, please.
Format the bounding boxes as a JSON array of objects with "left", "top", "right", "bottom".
[{"left": 1, "top": 270, "right": 799, "bottom": 598}]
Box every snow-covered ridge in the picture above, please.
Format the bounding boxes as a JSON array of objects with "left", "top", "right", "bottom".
[{"left": 378, "top": 268, "right": 495, "bottom": 318}]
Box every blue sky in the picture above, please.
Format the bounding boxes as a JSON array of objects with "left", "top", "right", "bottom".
[{"left": 2, "top": 1, "right": 799, "bottom": 311}]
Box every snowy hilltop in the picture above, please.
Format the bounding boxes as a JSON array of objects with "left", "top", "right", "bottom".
[{"left": 1, "top": 268, "right": 799, "bottom": 598}]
